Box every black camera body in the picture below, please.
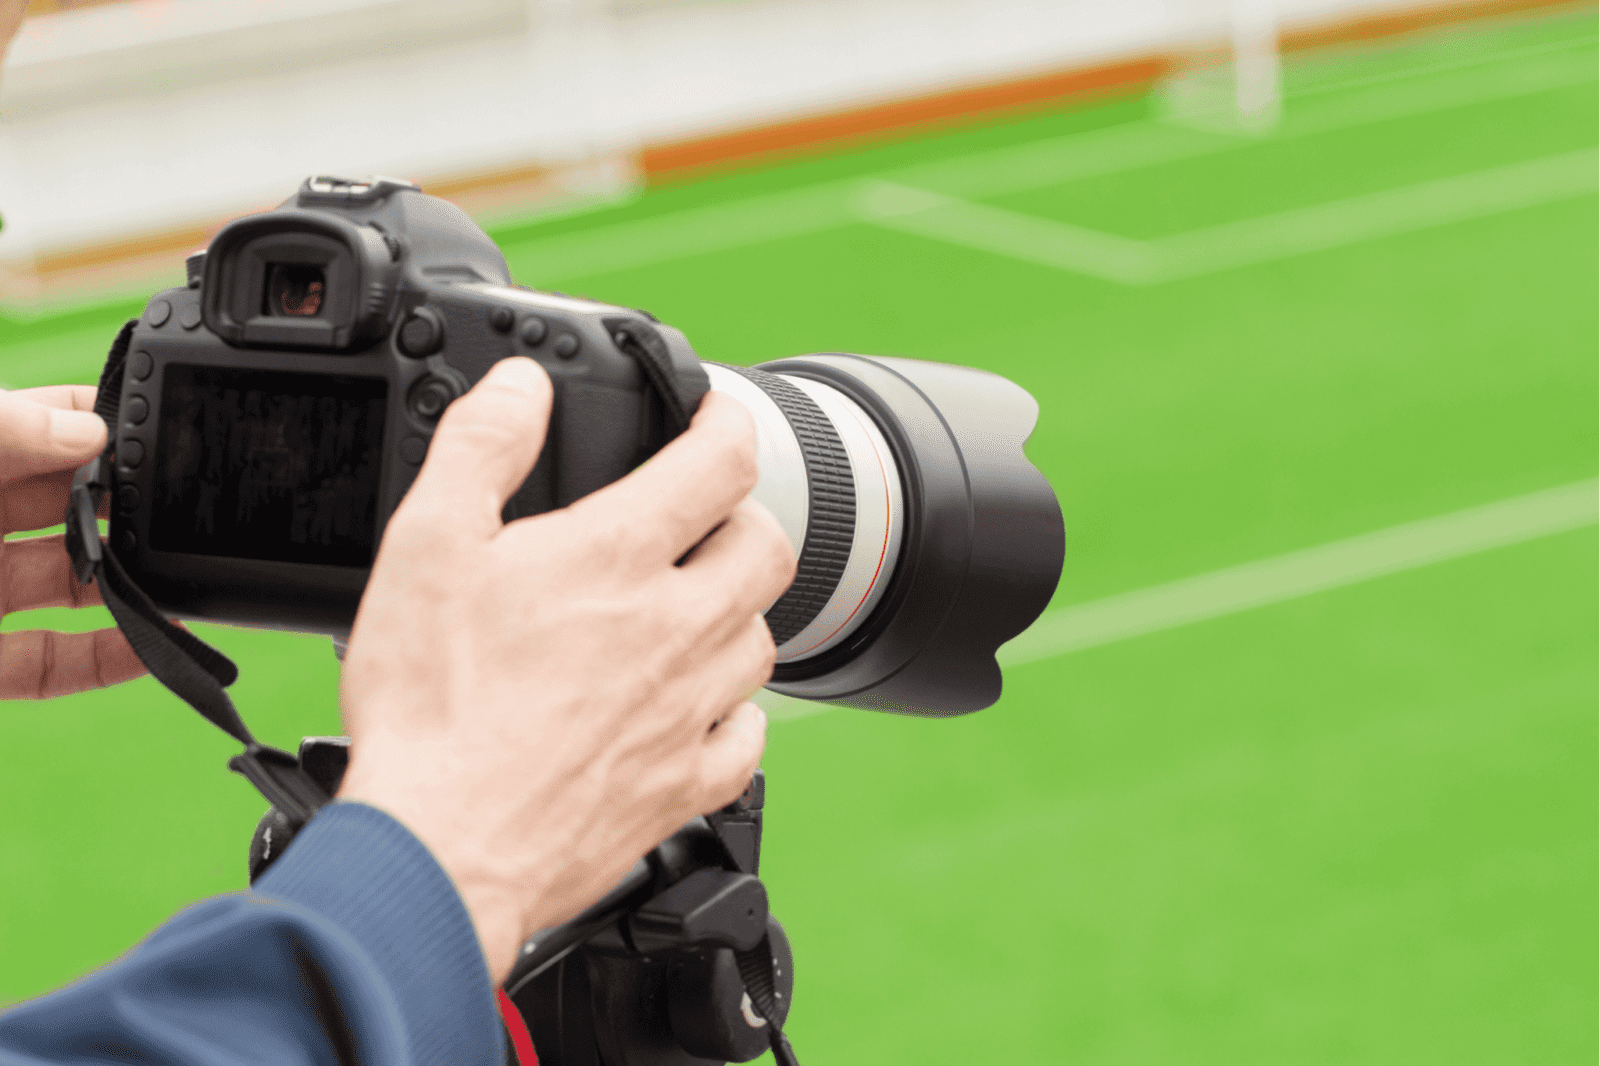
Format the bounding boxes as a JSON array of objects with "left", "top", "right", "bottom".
[
  {"left": 100, "top": 173, "right": 1063, "bottom": 713},
  {"left": 110, "top": 175, "right": 707, "bottom": 633}
]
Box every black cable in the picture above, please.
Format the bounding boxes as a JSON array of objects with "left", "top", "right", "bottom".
[{"left": 735, "top": 936, "right": 801, "bottom": 1066}]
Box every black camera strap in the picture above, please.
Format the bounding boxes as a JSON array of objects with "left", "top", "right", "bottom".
[
  {"left": 62, "top": 320, "right": 707, "bottom": 833},
  {"left": 65, "top": 320, "right": 331, "bottom": 829}
]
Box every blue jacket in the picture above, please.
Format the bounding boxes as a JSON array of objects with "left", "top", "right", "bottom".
[{"left": 0, "top": 803, "right": 505, "bottom": 1065}]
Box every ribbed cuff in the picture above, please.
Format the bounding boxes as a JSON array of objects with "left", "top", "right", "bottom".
[{"left": 254, "top": 801, "right": 503, "bottom": 1066}]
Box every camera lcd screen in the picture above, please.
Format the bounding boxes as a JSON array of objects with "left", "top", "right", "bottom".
[{"left": 151, "top": 365, "right": 388, "bottom": 567}]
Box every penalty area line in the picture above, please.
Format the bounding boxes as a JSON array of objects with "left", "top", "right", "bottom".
[{"left": 760, "top": 477, "right": 1598, "bottom": 722}]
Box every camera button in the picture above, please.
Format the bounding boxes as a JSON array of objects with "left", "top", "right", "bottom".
[
  {"left": 118, "top": 485, "right": 141, "bottom": 512},
  {"left": 553, "top": 334, "right": 580, "bottom": 360},
  {"left": 118, "top": 440, "right": 145, "bottom": 468},
  {"left": 410, "top": 378, "right": 455, "bottom": 421},
  {"left": 129, "top": 351, "right": 153, "bottom": 381},
  {"left": 491, "top": 307, "right": 515, "bottom": 333},
  {"left": 519, "top": 317, "right": 547, "bottom": 347},
  {"left": 399, "top": 436, "right": 428, "bottom": 465},
  {"left": 125, "top": 396, "right": 149, "bottom": 425},
  {"left": 146, "top": 300, "right": 171, "bottom": 328},
  {"left": 179, "top": 306, "right": 202, "bottom": 330},
  {"left": 399, "top": 308, "right": 444, "bottom": 357}
]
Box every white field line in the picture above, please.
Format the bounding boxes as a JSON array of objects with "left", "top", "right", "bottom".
[
  {"left": 856, "top": 148, "right": 1597, "bottom": 284},
  {"left": 515, "top": 39, "right": 1595, "bottom": 284},
  {"left": 509, "top": 182, "right": 857, "bottom": 285},
  {"left": 1154, "top": 147, "right": 1598, "bottom": 280},
  {"left": 854, "top": 180, "right": 1157, "bottom": 283},
  {"left": 882, "top": 38, "right": 1595, "bottom": 202},
  {"left": 760, "top": 478, "right": 1598, "bottom": 722}
]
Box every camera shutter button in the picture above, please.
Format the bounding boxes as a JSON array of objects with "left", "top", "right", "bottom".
[{"left": 398, "top": 308, "right": 444, "bottom": 357}]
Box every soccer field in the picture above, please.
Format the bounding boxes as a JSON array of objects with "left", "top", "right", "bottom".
[{"left": 1, "top": 8, "right": 1595, "bottom": 1064}]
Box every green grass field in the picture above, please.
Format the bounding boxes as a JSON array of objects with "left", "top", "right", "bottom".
[{"left": 1, "top": 9, "right": 1595, "bottom": 1063}]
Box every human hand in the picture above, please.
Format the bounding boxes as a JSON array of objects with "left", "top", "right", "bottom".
[
  {"left": 336, "top": 357, "right": 796, "bottom": 982},
  {"left": 0, "top": 385, "right": 145, "bottom": 698},
  {"left": 0, "top": 1, "right": 25, "bottom": 64}
]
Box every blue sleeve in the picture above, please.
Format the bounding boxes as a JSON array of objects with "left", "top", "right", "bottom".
[{"left": 0, "top": 802, "right": 505, "bottom": 1066}]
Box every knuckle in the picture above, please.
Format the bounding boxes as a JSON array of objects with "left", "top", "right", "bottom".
[
  {"left": 736, "top": 502, "right": 796, "bottom": 590},
  {"left": 576, "top": 508, "right": 651, "bottom": 567},
  {"left": 745, "top": 614, "right": 777, "bottom": 665},
  {"left": 436, "top": 406, "right": 524, "bottom": 456},
  {"left": 746, "top": 631, "right": 777, "bottom": 687},
  {"left": 761, "top": 526, "right": 797, "bottom": 587},
  {"left": 725, "top": 438, "right": 759, "bottom": 494},
  {"left": 694, "top": 580, "right": 745, "bottom": 632},
  {"left": 702, "top": 416, "right": 757, "bottom": 492},
  {"left": 701, "top": 770, "right": 746, "bottom": 814}
]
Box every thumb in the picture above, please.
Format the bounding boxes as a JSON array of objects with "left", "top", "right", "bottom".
[
  {"left": 406, "top": 358, "right": 553, "bottom": 537},
  {"left": 0, "top": 390, "right": 106, "bottom": 475}
]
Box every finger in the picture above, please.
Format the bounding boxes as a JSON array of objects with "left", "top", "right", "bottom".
[
  {"left": 1, "top": 469, "right": 79, "bottom": 535},
  {"left": 0, "top": 628, "right": 147, "bottom": 699},
  {"left": 0, "top": 386, "right": 107, "bottom": 481},
  {"left": 676, "top": 498, "right": 796, "bottom": 627},
  {"left": 402, "top": 358, "right": 553, "bottom": 538},
  {"left": 699, "top": 701, "right": 767, "bottom": 813},
  {"left": 566, "top": 391, "right": 757, "bottom": 565},
  {"left": 12, "top": 384, "right": 99, "bottom": 412},
  {"left": 672, "top": 614, "right": 777, "bottom": 733},
  {"left": 3, "top": 534, "right": 100, "bottom": 613}
]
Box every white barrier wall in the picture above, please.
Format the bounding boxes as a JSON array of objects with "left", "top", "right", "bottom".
[{"left": 0, "top": 0, "right": 1508, "bottom": 301}]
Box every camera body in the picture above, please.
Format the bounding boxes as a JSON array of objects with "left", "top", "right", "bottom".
[
  {"left": 110, "top": 175, "right": 706, "bottom": 633},
  {"left": 102, "top": 173, "right": 1063, "bottom": 714}
]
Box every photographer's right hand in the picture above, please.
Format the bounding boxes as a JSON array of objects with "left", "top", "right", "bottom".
[{"left": 335, "top": 357, "right": 796, "bottom": 984}]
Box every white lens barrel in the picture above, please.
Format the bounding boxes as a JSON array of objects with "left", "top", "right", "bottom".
[{"left": 704, "top": 363, "right": 904, "bottom": 664}]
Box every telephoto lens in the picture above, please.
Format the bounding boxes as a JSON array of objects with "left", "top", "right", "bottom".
[
  {"left": 707, "top": 353, "right": 1061, "bottom": 715},
  {"left": 96, "top": 174, "right": 1062, "bottom": 718}
]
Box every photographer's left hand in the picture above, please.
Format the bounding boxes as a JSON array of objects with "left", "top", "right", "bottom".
[{"left": 0, "top": 385, "right": 145, "bottom": 698}]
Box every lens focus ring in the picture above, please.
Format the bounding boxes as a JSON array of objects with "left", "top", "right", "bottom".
[{"left": 720, "top": 365, "right": 856, "bottom": 646}]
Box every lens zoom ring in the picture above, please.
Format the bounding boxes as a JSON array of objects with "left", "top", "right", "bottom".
[{"left": 720, "top": 364, "right": 856, "bottom": 646}]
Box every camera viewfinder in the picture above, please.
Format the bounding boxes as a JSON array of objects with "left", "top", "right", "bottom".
[{"left": 266, "top": 264, "right": 326, "bottom": 317}]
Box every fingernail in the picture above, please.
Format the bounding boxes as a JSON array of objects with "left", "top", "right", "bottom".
[
  {"left": 49, "top": 409, "right": 105, "bottom": 452},
  {"left": 488, "top": 357, "right": 546, "bottom": 396}
]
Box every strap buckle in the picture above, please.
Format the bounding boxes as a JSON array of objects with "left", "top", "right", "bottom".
[
  {"left": 65, "top": 456, "right": 109, "bottom": 585},
  {"left": 229, "top": 743, "right": 332, "bottom": 831}
]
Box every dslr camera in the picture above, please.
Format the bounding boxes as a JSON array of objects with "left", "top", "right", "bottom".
[{"left": 83, "top": 175, "right": 1064, "bottom": 1064}]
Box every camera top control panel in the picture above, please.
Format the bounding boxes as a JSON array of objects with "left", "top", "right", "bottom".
[{"left": 107, "top": 176, "right": 708, "bottom": 635}]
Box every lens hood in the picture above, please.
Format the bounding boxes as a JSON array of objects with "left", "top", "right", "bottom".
[{"left": 753, "top": 354, "right": 1063, "bottom": 715}]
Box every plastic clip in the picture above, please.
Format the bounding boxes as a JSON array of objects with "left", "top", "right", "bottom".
[
  {"left": 228, "top": 744, "right": 331, "bottom": 831},
  {"left": 64, "top": 456, "right": 108, "bottom": 584}
]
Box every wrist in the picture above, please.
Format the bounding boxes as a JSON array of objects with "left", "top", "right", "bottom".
[{"left": 337, "top": 768, "right": 530, "bottom": 983}]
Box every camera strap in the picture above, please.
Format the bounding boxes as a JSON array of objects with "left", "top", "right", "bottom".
[
  {"left": 65, "top": 320, "right": 331, "bottom": 830},
  {"left": 62, "top": 319, "right": 707, "bottom": 834}
]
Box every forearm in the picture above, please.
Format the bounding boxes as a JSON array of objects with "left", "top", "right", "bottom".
[{"left": 0, "top": 803, "right": 503, "bottom": 1066}]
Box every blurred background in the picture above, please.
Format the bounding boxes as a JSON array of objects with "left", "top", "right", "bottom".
[{"left": 0, "top": 0, "right": 1594, "bottom": 1062}]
